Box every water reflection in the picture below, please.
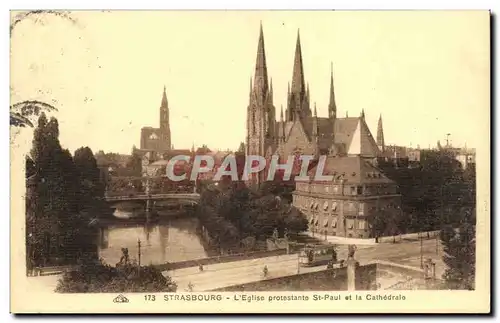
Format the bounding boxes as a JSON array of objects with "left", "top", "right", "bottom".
[{"left": 98, "top": 217, "right": 209, "bottom": 266}]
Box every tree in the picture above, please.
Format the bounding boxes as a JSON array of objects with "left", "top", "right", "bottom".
[
  {"left": 74, "top": 146, "right": 105, "bottom": 209},
  {"left": 440, "top": 223, "right": 475, "bottom": 290},
  {"left": 27, "top": 114, "right": 101, "bottom": 268},
  {"left": 125, "top": 150, "right": 142, "bottom": 176},
  {"left": 55, "top": 260, "right": 177, "bottom": 293}
]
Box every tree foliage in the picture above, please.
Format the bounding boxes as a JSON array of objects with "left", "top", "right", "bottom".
[
  {"left": 197, "top": 182, "right": 308, "bottom": 252},
  {"left": 26, "top": 113, "right": 107, "bottom": 270},
  {"left": 440, "top": 223, "right": 475, "bottom": 290},
  {"left": 377, "top": 151, "right": 475, "bottom": 233},
  {"left": 55, "top": 260, "right": 177, "bottom": 293}
]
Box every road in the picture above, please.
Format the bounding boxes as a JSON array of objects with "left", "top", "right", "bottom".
[
  {"left": 164, "top": 238, "right": 445, "bottom": 291},
  {"left": 25, "top": 238, "right": 446, "bottom": 293}
]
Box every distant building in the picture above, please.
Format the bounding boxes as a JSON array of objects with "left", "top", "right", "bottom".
[
  {"left": 454, "top": 148, "right": 476, "bottom": 170},
  {"left": 407, "top": 148, "right": 421, "bottom": 162},
  {"left": 292, "top": 156, "right": 402, "bottom": 239},
  {"left": 137, "top": 86, "right": 172, "bottom": 154}
]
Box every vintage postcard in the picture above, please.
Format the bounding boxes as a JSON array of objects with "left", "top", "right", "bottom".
[{"left": 10, "top": 10, "right": 490, "bottom": 314}]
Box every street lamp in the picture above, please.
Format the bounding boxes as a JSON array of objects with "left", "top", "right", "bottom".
[{"left": 420, "top": 232, "right": 423, "bottom": 269}]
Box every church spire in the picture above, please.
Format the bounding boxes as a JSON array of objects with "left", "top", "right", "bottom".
[
  {"left": 291, "top": 30, "right": 306, "bottom": 96},
  {"left": 361, "top": 109, "right": 365, "bottom": 119},
  {"left": 253, "top": 22, "right": 269, "bottom": 104},
  {"left": 328, "top": 63, "right": 337, "bottom": 119},
  {"left": 377, "top": 114, "right": 385, "bottom": 152},
  {"left": 312, "top": 102, "right": 319, "bottom": 142},
  {"left": 159, "top": 85, "right": 171, "bottom": 151},
  {"left": 161, "top": 85, "right": 168, "bottom": 107},
  {"left": 269, "top": 78, "right": 273, "bottom": 104}
]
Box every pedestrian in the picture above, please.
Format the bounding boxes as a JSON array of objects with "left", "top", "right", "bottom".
[
  {"left": 263, "top": 265, "right": 269, "bottom": 277},
  {"left": 199, "top": 264, "right": 204, "bottom": 272}
]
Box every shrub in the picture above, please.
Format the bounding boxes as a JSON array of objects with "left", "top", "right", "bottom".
[{"left": 55, "top": 260, "right": 177, "bottom": 293}]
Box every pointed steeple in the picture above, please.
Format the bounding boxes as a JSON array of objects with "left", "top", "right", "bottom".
[
  {"left": 291, "top": 30, "right": 306, "bottom": 96},
  {"left": 269, "top": 78, "right": 273, "bottom": 103},
  {"left": 253, "top": 23, "right": 269, "bottom": 103},
  {"left": 280, "top": 105, "right": 286, "bottom": 141},
  {"left": 377, "top": 114, "right": 385, "bottom": 152},
  {"left": 361, "top": 109, "right": 365, "bottom": 118},
  {"left": 312, "top": 102, "right": 319, "bottom": 141},
  {"left": 328, "top": 63, "right": 337, "bottom": 119},
  {"left": 159, "top": 86, "right": 171, "bottom": 151},
  {"left": 161, "top": 85, "right": 168, "bottom": 107}
]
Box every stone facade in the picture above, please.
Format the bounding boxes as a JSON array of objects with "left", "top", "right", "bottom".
[
  {"left": 245, "top": 25, "right": 387, "bottom": 189},
  {"left": 292, "top": 156, "right": 402, "bottom": 239},
  {"left": 139, "top": 86, "right": 171, "bottom": 153}
]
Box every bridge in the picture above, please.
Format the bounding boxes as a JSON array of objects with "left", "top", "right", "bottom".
[{"left": 104, "top": 193, "right": 200, "bottom": 202}]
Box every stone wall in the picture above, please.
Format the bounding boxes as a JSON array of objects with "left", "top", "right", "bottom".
[{"left": 212, "top": 263, "right": 378, "bottom": 291}]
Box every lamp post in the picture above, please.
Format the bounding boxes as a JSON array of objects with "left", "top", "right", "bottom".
[
  {"left": 137, "top": 238, "right": 142, "bottom": 274},
  {"left": 420, "top": 232, "right": 423, "bottom": 269}
]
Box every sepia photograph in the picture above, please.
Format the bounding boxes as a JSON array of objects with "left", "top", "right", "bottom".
[{"left": 9, "top": 10, "right": 490, "bottom": 313}]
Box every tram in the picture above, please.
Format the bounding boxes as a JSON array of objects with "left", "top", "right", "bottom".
[{"left": 298, "top": 244, "right": 338, "bottom": 267}]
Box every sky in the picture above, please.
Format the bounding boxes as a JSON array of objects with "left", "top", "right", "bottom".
[{"left": 10, "top": 10, "right": 490, "bottom": 155}]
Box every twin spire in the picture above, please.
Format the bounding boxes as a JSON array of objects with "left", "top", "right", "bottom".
[
  {"left": 291, "top": 30, "right": 306, "bottom": 97},
  {"left": 253, "top": 23, "right": 269, "bottom": 103},
  {"left": 250, "top": 24, "right": 339, "bottom": 123}
]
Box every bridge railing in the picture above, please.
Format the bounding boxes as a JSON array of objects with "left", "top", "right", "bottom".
[
  {"left": 104, "top": 192, "right": 201, "bottom": 201},
  {"left": 105, "top": 176, "right": 196, "bottom": 196}
]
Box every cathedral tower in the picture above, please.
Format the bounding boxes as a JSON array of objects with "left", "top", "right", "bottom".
[
  {"left": 160, "top": 86, "right": 171, "bottom": 151},
  {"left": 246, "top": 24, "right": 276, "bottom": 187}
]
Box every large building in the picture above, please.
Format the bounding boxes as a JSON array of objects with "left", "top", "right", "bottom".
[
  {"left": 293, "top": 156, "right": 402, "bottom": 239},
  {"left": 138, "top": 86, "right": 172, "bottom": 154},
  {"left": 245, "top": 25, "right": 387, "bottom": 188},
  {"left": 245, "top": 25, "right": 401, "bottom": 238}
]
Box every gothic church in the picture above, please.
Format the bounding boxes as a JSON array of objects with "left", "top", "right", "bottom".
[{"left": 246, "top": 25, "right": 387, "bottom": 187}]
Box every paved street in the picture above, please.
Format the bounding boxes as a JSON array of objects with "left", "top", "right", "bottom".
[
  {"left": 24, "top": 237, "right": 446, "bottom": 293},
  {"left": 165, "top": 238, "right": 445, "bottom": 291}
]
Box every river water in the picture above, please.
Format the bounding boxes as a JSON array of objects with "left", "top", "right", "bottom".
[{"left": 97, "top": 209, "right": 211, "bottom": 266}]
